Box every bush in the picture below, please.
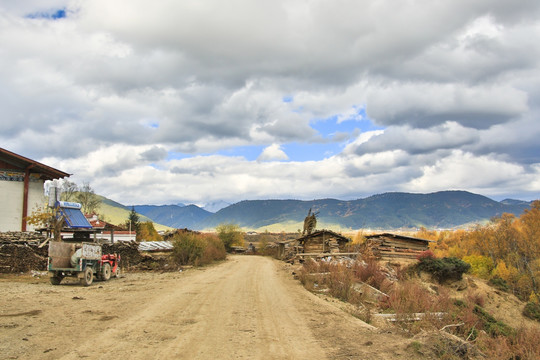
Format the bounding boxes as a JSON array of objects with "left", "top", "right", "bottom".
[
  {"left": 171, "top": 232, "right": 226, "bottom": 266},
  {"left": 416, "top": 249, "right": 435, "bottom": 260},
  {"left": 416, "top": 256, "right": 471, "bottom": 283},
  {"left": 473, "top": 305, "right": 515, "bottom": 338},
  {"left": 488, "top": 277, "right": 510, "bottom": 292},
  {"left": 351, "top": 259, "right": 392, "bottom": 292},
  {"left": 476, "top": 326, "right": 540, "bottom": 360},
  {"left": 216, "top": 223, "right": 244, "bottom": 252},
  {"left": 523, "top": 302, "right": 540, "bottom": 322}
]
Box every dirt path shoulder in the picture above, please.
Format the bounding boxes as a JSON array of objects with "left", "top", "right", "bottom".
[{"left": 1, "top": 256, "right": 415, "bottom": 359}]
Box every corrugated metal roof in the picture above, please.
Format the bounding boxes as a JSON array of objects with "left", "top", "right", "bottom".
[
  {"left": 138, "top": 241, "right": 173, "bottom": 252},
  {"left": 59, "top": 206, "right": 92, "bottom": 229}
]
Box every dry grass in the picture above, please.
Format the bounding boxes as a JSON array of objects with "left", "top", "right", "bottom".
[{"left": 297, "top": 257, "right": 540, "bottom": 358}]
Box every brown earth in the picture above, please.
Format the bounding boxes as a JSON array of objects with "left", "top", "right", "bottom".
[{"left": 0, "top": 255, "right": 432, "bottom": 360}]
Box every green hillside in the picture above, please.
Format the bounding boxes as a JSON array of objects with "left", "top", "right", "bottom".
[{"left": 96, "top": 195, "right": 173, "bottom": 232}]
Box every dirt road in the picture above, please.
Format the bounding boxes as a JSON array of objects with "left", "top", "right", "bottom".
[{"left": 1, "top": 256, "right": 414, "bottom": 359}]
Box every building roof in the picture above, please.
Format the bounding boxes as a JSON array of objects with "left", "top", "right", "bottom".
[
  {"left": 297, "top": 229, "right": 351, "bottom": 243},
  {"left": 85, "top": 214, "right": 124, "bottom": 230},
  {"left": 365, "top": 233, "right": 435, "bottom": 243},
  {"left": 0, "top": 147, "right": 69, "bottom": 180}
]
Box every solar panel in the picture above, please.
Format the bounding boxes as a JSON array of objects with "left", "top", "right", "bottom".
[{"left": 57, "top": 202, "right": 92, "bottom": 229}]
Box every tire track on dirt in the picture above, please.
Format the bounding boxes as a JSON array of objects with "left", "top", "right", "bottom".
[{"left": 59, "top": 256, "right": 327, "bottom": 360}]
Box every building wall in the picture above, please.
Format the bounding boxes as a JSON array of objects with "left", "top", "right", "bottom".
[
  {"left": 0, "top": 176, "right": 46, "bottom": 232},
  {"left": 95, "top": 232, "right": 136, "bottom": 243}
]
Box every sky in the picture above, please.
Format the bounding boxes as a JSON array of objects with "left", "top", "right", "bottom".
[{"left": 1, "top": 0, "right": 539, "bottom": 207}]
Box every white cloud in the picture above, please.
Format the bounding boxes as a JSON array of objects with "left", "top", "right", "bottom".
[
  {"left": 257, "top": 144, "right": 289, "bottom": 162},
  {"left": 2, "top": 0, "right": 540, "bottom": 205}
]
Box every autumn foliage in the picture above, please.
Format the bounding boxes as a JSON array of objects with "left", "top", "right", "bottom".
[{"left": 424, "top": 200, "right": 540, "bottom": 302}]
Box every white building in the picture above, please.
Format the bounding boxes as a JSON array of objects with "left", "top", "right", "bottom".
[{"left": 0, "top": 147, "right": 69, "bottom": 232}]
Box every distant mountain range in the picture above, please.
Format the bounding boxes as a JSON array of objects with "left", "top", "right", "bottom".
[
  {"left": 132, "top": 204, "right": 212, "bottom": 229},
  {"left": 123, "top": 191, "right": 534, "bottom": 231}
]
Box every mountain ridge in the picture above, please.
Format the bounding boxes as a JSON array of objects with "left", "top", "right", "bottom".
[{"left": 115, "top": 191, "right": 535, "bottom": 231}]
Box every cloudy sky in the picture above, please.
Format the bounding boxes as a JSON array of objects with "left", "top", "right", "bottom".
[{"left": 1, "top": 0, "right": 539, "bottom": 206}]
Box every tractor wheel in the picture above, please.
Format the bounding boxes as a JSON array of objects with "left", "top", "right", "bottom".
[
  {"left": 80, "top": 267, "right": 93, "bottom": 286},
  {"left": 102, "top": 263, "right": 112, "bottom": 281},
  {"left": 114, "top": 267, "right": 121, "bottom": 278},
  {"left": 49, "top": 276, "right": 62, "bottom": 285}
]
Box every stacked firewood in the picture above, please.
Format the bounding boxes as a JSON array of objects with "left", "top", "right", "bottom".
[
  {"left": 102, "top": 241, "right": 143, "bottom": 269},
  {"left": 0, "top": 232, "right": 49, "bottom": 273},
  {"left": 0, "top": 231, "right": 47, "bottom": 245},
  {"left": 364, "top": 236, "right": 427, "bottom": 260}
]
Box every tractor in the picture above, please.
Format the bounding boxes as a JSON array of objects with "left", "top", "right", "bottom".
[{"left": 47, "top": 201, "right": 120, "bottom": 286}]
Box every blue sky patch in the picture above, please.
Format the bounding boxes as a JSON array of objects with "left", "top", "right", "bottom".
[
  {"left": 312, "top": 110, "right": 383, "bottom": 138},
  {"left": 282, "top": 142, "right": 341, "bottom": 161},
  {"left": 26, "top": 9, "right": 66, "bottom": 20},
  {"left": 282, "top": 95, "right": 294, "bottom": 103},
  {"left": 217, "top": 145, "right": 265, "bottom": 161}
]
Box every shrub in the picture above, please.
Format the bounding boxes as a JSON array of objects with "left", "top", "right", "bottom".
[
  {"left": 416, "top": 249, "right": 435, "bottom": 260},
  {"left": 466, "top": 291, "right": 486, "bottom": 307},
  {"left": 416, "top": 256, "right": 471, "bottom": 283},
  {"left": 351, "top": 258, "right": 388, "bottom": 291},
  {"left": 326, "top": 263, "right": 355, "bottom": 301},
  {"left": 523, "top": 302, "right": 540, "bottom": 322},
  {"left": 473, "top": 305, "right": 515, "bottom": 338},
  {"left": 171, "top": 232, "right": 226, "bottom": 266},
  {"left": 488, "top": 277, "right": 510, "bottom": 292},
  {"left": 200, "top": 234, "right": 227, "bottom": 265},
  {"left": 216, "top": 223, "right": 244, "bottom": 252}
]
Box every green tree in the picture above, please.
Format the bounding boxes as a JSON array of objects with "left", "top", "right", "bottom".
[
  {"left": 127, "top": 206, "right": 141, "bottom": 240},
  {"left": 75, "top": 182, "right": 101, "bottom": 214},
  {"left": 216, "top": 223, "right": 244, "bottom": 252}
]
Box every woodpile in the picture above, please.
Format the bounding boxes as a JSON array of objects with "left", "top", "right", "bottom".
[
  {"left": 0, "top": 232, "right": 172, "bottom": 273},
  {"left": 363, "top": 233, "right": 432, "bottom": 260},
  {"left": 0, "top": 231, "right": 47, "bottom": 245},
  {"left": 102, "top": 241, "right": 143, "bottom": 269},
  {"left": 0, "top": 232, "right": 49, "bottom": 273}
]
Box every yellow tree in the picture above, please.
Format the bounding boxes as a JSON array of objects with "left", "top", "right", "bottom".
[
  {"left": 216, "top": 223, "right": 244, "bottom": 251},
  {"left": 515, "top": 201, "right": 540, "bottom": 298}
]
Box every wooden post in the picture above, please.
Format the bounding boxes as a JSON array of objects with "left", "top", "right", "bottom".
[{"left": 21, "top": 165, "right": 34, "bottom": 231}]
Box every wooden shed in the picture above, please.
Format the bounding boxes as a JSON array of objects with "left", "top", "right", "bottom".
[
  {"left": 363, "top": 233, "right": 434, "bottom": 260},
  {"left": 297, "top": 230, "right": 351, "bottom": 254}
]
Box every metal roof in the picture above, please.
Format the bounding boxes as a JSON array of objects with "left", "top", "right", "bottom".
[{"left": 138, "top": 241, "right": 174, "bottom": 252}]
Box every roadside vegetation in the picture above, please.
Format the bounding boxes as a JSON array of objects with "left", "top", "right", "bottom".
[
  {"left": 170, "top": 231, "right": 226, "bottom": 266},
  {"left": 415, "top": 201, "right": 540, "bottom": 308},
  {"left": 295, "top": 201, "right": 540, "bottom": 359},
  {"left": 216, "top": 223, "right": 245, "bottom": 251},
  {"left": 170, "top": 223, "right": 244, "bottom": 267}
]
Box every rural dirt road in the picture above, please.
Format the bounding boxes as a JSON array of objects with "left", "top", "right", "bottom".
[{"left": 1, "top": 256, "right": 415, "bottom": 359}]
